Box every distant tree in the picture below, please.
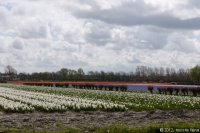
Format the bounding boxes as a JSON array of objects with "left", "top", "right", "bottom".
[
  {"left": 190, "top": 65, "right": 200, "bottom": 84},
  {"left": 5, "top": 65, "right": 17, "bottom": 75},
  {"left": 18, "top": 73, "right": 29, "bottom": 81},
  {"left": 4, "top": 65, "right": 17, "bottom": 80},
  {"left": 77, "top": 68, "right": 84, "bottom": 75},
  {"left": 56, "top": 68, "right": 69, "bottom": 80},
  {"left": 16, "top": 65, "right": 194, "bottom": 84}
]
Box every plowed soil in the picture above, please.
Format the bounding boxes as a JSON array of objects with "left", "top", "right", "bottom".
[{"left": 0, "top": 110, "right": 199, "bottom": 131}]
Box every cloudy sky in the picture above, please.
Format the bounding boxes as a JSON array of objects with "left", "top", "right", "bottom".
[{"left": 0, "top": 0, "right": 200, "bottom": 73}]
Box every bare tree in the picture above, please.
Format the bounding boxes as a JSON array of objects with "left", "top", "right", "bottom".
[
  {"left": 4, "top": 65, "right": 17, "bottom": 81},
  {"left": 5, "top": 65, "right": 17, "bottom": 75}
]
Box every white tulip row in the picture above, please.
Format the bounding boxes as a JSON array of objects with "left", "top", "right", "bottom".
[
  {"left": 1, "top": 84, "right": 199, "bottom": 110},
  {"left": 0, "top": 96, "right": 34, "bottom": 112},
  {"left": 118, "top": 90, "right": 200, "bottom": 109},
  {"left": 0, "top": 87, "right": 127, "bottom": 112}
]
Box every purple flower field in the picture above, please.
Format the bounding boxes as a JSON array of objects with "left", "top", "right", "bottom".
[{"left": 126, "top": 84, "right": 199, "bottom": 92}]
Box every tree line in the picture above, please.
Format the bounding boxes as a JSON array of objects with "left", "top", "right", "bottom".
[
  {"left": 16, "top": 66, "right": 200, "bottom": 85},
  {"left": 2, "top": 65, "right": 200, "bottom": 85}
]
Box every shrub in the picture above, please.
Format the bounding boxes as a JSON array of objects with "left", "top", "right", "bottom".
[
  {"left": 181, "top": 88, "right": 189, "bottom": 96},
  {"left": 174, "top": 88, "right": 180, "bottom": 95},
  {"left": 99, "top": 85, "right": 103, "bottom": 90},
  {"left": 189, "top": 88, "right": 198, "bottom": 97},
  {"left": 157, "top": 88, "right": 162, "bottom": 94},
  {"left": 147, "top": 86, "right": 154, "bottom": 94},
  {"left": 115, "top": 86, "right": 119, "bottom": 91},
  {"left": 108, "top": 86, "right": 114, "bottom": 91},
  {"left": 167, "top": 87, "right": 173, "bottom": 95},
  {"left": 197, "top": 87, "right": 200, "bottom": 96}
]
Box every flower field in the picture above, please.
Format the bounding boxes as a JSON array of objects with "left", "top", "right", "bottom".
[
  {"left": 0, "top": 86, "right": 127, "bottom": 113},
  {"left": 0, "top": 84, "right": 200, "bottom": 112}
]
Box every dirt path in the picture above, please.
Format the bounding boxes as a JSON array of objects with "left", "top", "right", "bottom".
[{"left": 0, "top": 110, "right": 200, "bottom": 131}]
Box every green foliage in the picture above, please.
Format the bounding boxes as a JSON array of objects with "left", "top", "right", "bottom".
[
  {"left": 147, "top": 86, "right": 154, "bottom": 94},
  {"left": 190, "top": 65, "right": 200, "bottom": 84},
  {"left": 17, "top": 66, "right": 193, "bottom": 84}
]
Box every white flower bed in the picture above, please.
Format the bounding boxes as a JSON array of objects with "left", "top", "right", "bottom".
[
  {"left": 0, "top": 87, "right": 127, "bottom": 112},
  {"left": 0, "top": 84, "right": 200, "bottom": 111},
  {"left": 0, "top": 96, "right": 34, "bottom": 112}
]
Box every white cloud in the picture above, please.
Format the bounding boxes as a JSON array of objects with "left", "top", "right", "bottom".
[{"left": 0, "top": 0, "right": 200, "bottom": 73}]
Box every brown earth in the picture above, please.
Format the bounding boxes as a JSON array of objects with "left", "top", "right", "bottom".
[{"left": 0, "top": 110, "right": 200, "bottom": 131}]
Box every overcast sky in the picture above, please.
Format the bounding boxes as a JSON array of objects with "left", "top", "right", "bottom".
[{"left": 0, "top": 0, "right": 200, "bottom": 73}]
